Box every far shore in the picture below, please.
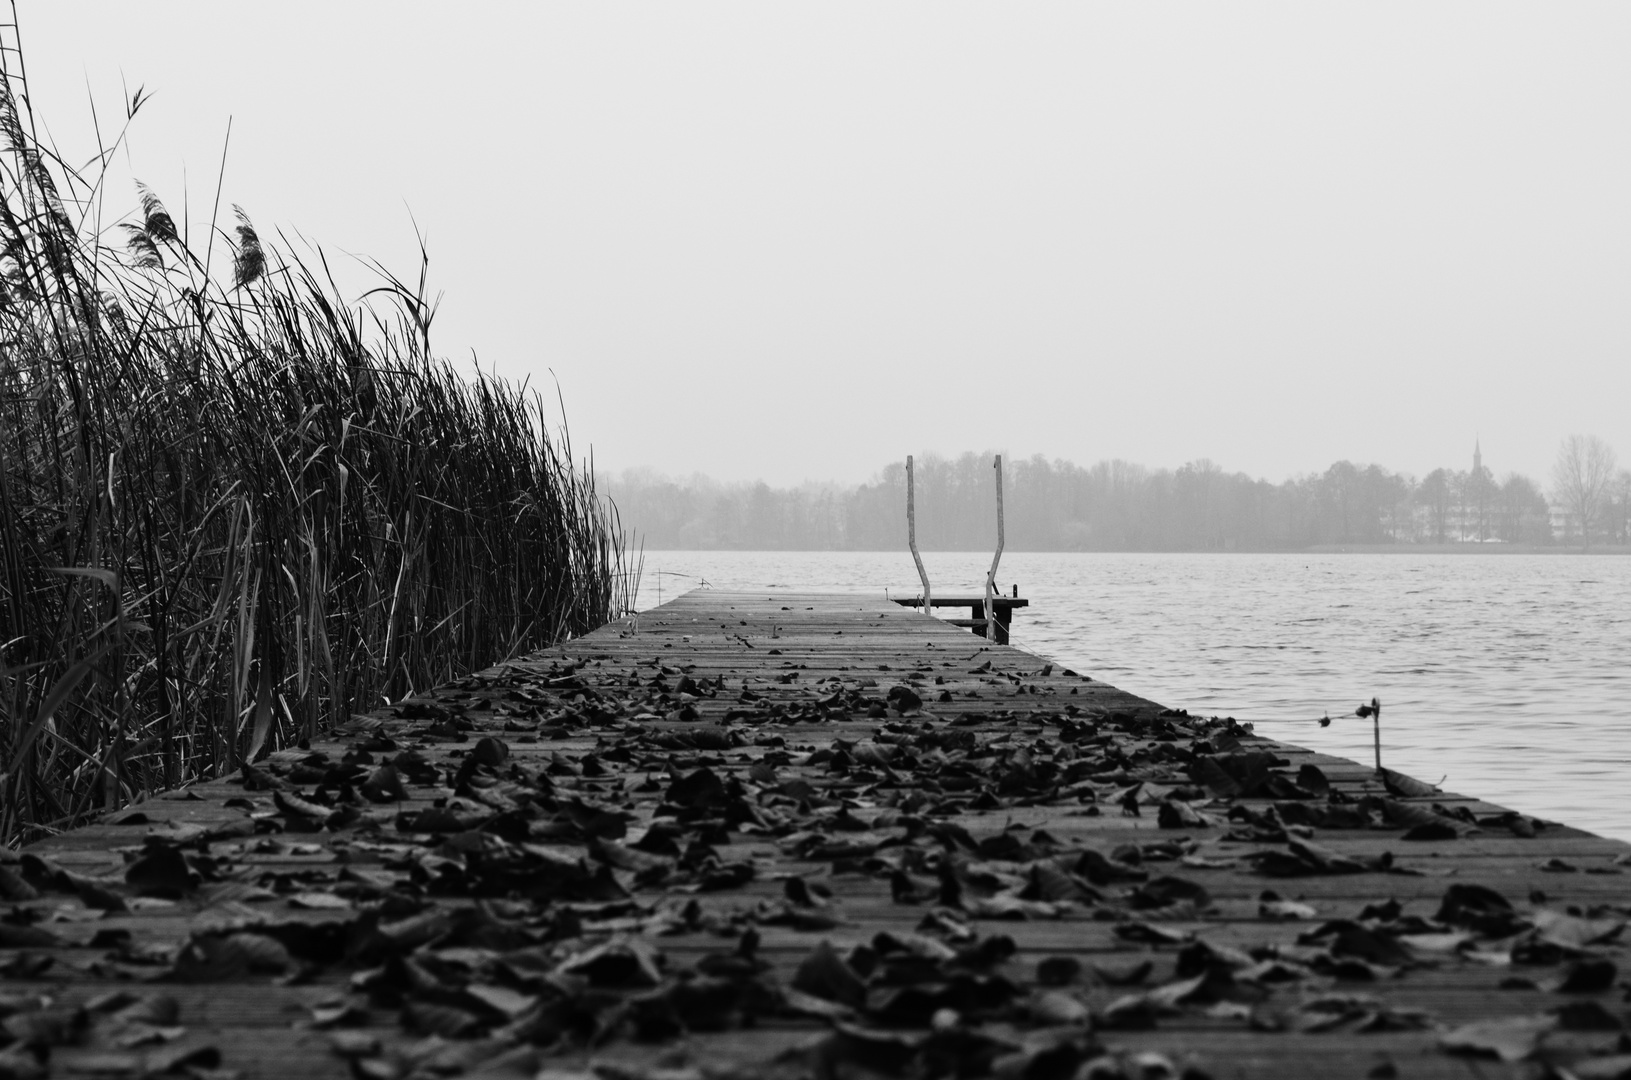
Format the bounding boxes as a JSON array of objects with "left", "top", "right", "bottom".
[
  {"left": 643, "top": 544, "right": 1631, "bottom": 555},
  {"left": 1302, "top": 543, "right": 1631, "bottom": 555}
]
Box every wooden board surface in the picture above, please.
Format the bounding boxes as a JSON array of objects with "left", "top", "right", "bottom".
[{"left": 5, "top": 590, "right": 1629, "bottom": 1080}]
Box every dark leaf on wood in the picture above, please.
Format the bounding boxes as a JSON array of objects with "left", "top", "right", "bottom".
[
  {"left": 806, "top": 1023, "right": 924, "bottom": 1076},
  {"left": 1191, "top": 751, "right": 1287, "bottom": 798},
  {"left": 0, "top": 1045, "right": 46, "bottom": 1080},
  {"left": 555, "top": 937, "right": 663, "bottom": 988},
  {"left": 1564, "top": 1057, "right": 1631, "bottom": 1080},
  {"left": 1478, "top": 810, "right": 1539, "bottom": 838},
  {"left": 396, "top": 806, "right": 480, "bottom": 833},
  {"left": 459, "top": 1044, "right": 540, "bottom": 1079},
  {"left": 1113, "top": 922, "right": 1192, "bottom": 946},
  {"left": 1028, "top": 989, "right": 1091, "bottom": 1026},
  {"left": 108, "top": 995, "right": 180, "bottom": 1026},
  {"left": 590, "top": 838, "right": 670, "bottom": 875},
  {"left": 1175, "top": 939, "right": 1255, "bottom": 979},
  {"left": 311, "top": 1001, "right": 370, "bottom": 1028},
  {"left": 1372, "top": 797, "right": 1456, "bottom": 833},
  {"left": 1379, "top": 769, "right": 1438, "bottom": 798},
  {"left": 0, "top": 867, "right": 38, "bottom": 901},
  {"left": 462, "top": 984, "right": 537, "bottom": 1021},
  {"left": 168, "top": 932, "right": 291, "bottom": 982},
  {"left": 1128, "top": 875, "right": 1210, "bottom": 912},
  {"left": 1296, "top": 764, "right": 1331, "bottom": 798},
  {"left": 349, "top": 1055, "right": 404, "bottom": 1080},
  {"left": 779, "top": 986, "right": 855, "bottom": 1021},
  {"left": 873, "top": 931, "right": 957, "bottom": 967},
  {"left": 1399, "top": 820, "right": 1459, "bottom": 841},
  {"left": 125, "top": 844, "right": 194, "bottom": 898},
  {"left": 665, "top": 767, "right": 726, "bottom": 810},
  {"left": 1436, "top": 883, "right": 1522, "bottom": 935},
  {"left": 1249, "top": 840, "right": 1367, "bottom": 878},
  {"left": 239, "top": 763, "right": 289, "bottom": 791},
  {"left": 3, "top": 1005, "right": 85, "bottom": 1049},
  {"left": 989, "top": 1031, "right": 1099, "bottom": 1080},
  {"left": 401, "top": 1000, "right": 485, "bottom": 1039},
  {"left": 1024, "top": 863, "right": 1100, "bottom": 904},
  {"left": 75, "top": 877, "right": 128, "bottom": 911},
  {"left": 784, "top": 875, "right": 821, "bottom": 907},
  {"left": 0, "top": 953, "right": 53, "bottom": 978},
  {"left": 1098, "top": 993, "right": 1163, "bottom": 1030},
  {"left": 1037, "top": 956, "right": 1082, "bottom": 986},
  {"left": 630, "top": 822, "right": 684, "bottom": 856},
  {"left": 1552, "top": 1000, "right": 1624, "bottom": 1031},
  {"left": 144, "top": 1043, "right": 222, "bottom": 1075},
  {"left": 1530, "top": 908, "right": 1625, "bottom": 951},
  {"left": 414, "top": 1038, "right": 534, "bottom": 1077},
  {"left": 1439, "top": 1015, "right": 1554, "bottom": 1061},
  {"left": 0, "top": 924, "right": 60, "bottom": 949},
  {"left": 890, "top": 869, "right": 930, "bottom": 904},
  {"left": 886, "top": 686, "right": 923, "bottom": 714},
  {"left": 1146, "top": 969, "right": 1230, "bottom": 1008},
  {"left": 1326, "top": 924, "right": 1414, "bottom": 967},
  {"left": 1073, "top": 849, "right": 1146, "bottom": 885},
  {"left": 329, "top": 1031, "right": 381, "bottom": 1058},
  {"left": 273, "top": 790, "right": 330, "bottom": 819},
  {"left": 964, "top": 894, "right": 1062, "bottom": 920},
  {"left": 361, "top": 764, "right": 408, "bottom": 803},
  {"left": 1265, "top": 993, "right": 1432, "bottom": 1035},
  {"left": 1259, "top": 897, "right": 1318, "bottom": 920},
  {"left": 791, "top": 940, "right": 867, "bottom": 1009},
  {"left": 469, "top": 736, "right": 509, "bottom": 767},
  {"left": 697, "top": 861, "right": 755, "bottom": 891},
  {"left": 1092, "top": 958, "right": 1153, "bottom": 986},
  {"left": 1542, "top": 957, "right": 1617, "bottom": 994},
  {"left": 561, "top": 800, "right": 629, "bottom": 842},
  {"left": 1157, "top": 800, "right": 1212, "bottom": 829}
]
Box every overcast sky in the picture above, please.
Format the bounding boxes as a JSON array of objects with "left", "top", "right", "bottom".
[{"left": 21, "top": 3, "right": 1631, "bottom": 487}]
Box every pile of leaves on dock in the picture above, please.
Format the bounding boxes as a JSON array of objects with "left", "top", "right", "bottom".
[{"left": 3, "top": 645, "right": 1630, "bottom": 1080}]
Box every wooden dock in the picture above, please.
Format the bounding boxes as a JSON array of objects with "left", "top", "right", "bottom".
[{"left": 5, "top": 590, "right": 1629, "bottom": 1080}]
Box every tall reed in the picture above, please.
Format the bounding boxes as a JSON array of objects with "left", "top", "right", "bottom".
[{"left": 0, "top": 41, "right": 634, "bottom": 844}]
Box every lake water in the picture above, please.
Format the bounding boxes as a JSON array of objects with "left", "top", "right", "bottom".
[{"left": 635, "top": 551, "right": 1631, "bottom": 842}]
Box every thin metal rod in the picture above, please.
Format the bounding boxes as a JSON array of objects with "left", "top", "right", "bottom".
[
  {"left": 907, "top": 456, "right": 931, "bottom": 614},
  {"left": 1372, "top": 697, "right": 1382, "bottom": 772},
  {"left": 985, "top": 455, "right": 1005, "bottom": 640}
]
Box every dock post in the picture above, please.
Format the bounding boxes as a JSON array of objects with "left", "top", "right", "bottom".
[
  {"left": 1372, "top": 697, "right": 1382, "bottom": 772},
  {"left": 907, "top": 456, "right": 932, "bottom": 616},
  {"left": 985, "top": 455, "right": 1005, "bottom": 641}
]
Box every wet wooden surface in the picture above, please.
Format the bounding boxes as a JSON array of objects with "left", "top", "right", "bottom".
[{"left": 5, "top": 590, "right": 1630, "bottom": 1079}]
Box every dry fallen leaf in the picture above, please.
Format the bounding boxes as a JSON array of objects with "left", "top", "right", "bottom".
[{"left": 1439, "top": 1015, "right": 1555, "bottom": 1061}]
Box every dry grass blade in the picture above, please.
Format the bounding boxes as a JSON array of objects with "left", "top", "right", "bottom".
[
  {"left": 0, "top": 26, "right": 636, "bottom": 843},
  {"left": 3, "top": 644, "right": 110, "bottom": 779}
]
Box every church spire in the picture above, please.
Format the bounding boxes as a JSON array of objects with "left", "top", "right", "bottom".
[{"left": 1473, "top": 437, "right": 1482, "bottom": 474}]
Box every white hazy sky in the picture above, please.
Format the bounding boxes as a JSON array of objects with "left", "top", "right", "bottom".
[{"left": 20, "top": 3, "right": 1631, "bottom": 487}]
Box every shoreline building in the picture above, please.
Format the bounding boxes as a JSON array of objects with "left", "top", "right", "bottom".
[
  {"left": 1406, "top": 440, "right": 1550, "bottom": 544},
  {"left": 1458, "top": 439, "right": 1496, "bottom": 542}
]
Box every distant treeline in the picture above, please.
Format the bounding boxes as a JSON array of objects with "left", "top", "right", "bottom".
[{"left": 607, "top": 451, "right": 1631, "bottom": 551}]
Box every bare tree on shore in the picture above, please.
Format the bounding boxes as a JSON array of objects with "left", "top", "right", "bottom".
[{"left": 1551, "top": 435, "right": 1619, "bottom": 549}]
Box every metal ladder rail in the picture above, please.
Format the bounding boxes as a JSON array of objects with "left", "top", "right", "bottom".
[
  {"left": 906, "top": 453, "right": 1008, "bottom": 641},
  {"left": 907, "top": 455, "right": 932, "bottom": 617},
  {"left": 984, "top": 454, "right": 1004, "bottom": 639}
]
